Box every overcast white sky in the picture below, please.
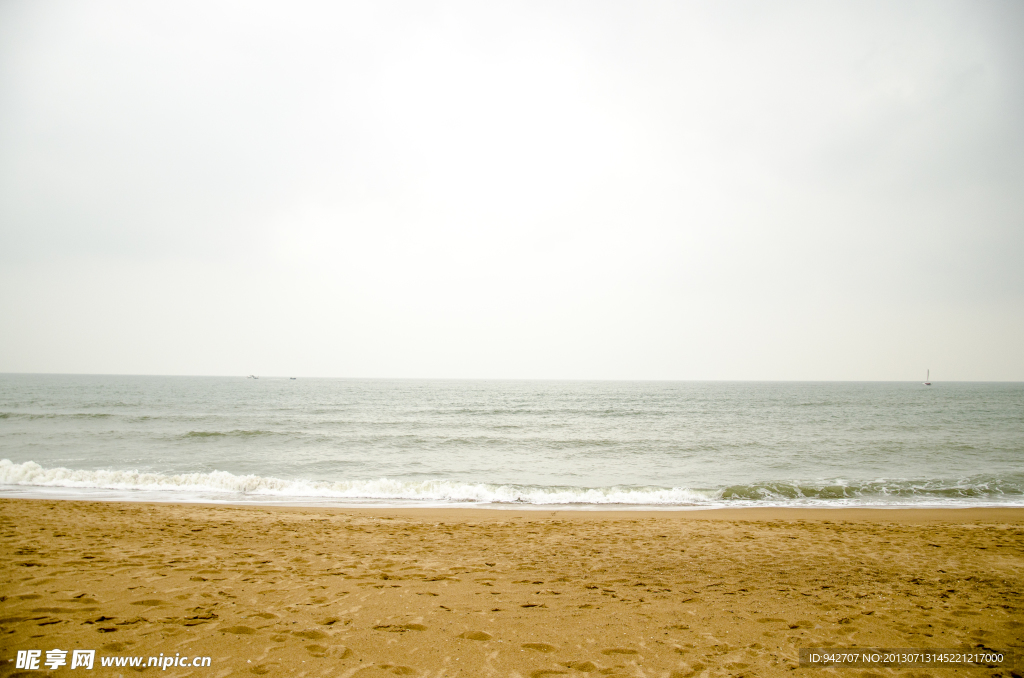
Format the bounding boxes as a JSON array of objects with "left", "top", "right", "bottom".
[{"left": 1, "top": 0, "right": 1022, "bottom": 380}]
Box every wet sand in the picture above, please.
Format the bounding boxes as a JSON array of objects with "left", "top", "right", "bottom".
[{"left": 1, "top": 499, "right": 1022, "bottom": 677}]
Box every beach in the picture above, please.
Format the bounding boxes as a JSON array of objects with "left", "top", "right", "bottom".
[
  {"left": 4, "top": 0, "right": 1024, "bottom": 673},
  {"left": 2, "top": 500, "right": 1021, "bottom": 677}
]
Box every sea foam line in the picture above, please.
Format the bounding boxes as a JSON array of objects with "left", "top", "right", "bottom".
[
  {"left": 0, "top": 460, "right": 710, "bottom": 504},
  {"left": 2, "top": 460, "right": 1021, "bottom": 506}
]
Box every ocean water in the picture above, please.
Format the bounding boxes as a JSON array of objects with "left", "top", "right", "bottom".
[{"left": 1, "top": 374, "right": 1022, "bottom": 509}]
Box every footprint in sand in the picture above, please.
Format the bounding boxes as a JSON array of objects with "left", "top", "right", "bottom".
[
  {"left": 530, "top": 671, "right": 568, "bottom": 677},
  {"left": 522, "top": 643, "right": 557, "bottom": 653},
  {"left": 223, "top": 626, "right": 257, "bottom": 634},
  {"left": 562, "top": 660, "right": 598, "bottom": 671},
  {"left": 600, "top": 648, "right": 638, "bottom": 656},
  {"left": 356, "top": 665, "right": 416, "bottom": 677},
  {"left": 130, "top": 599, "right": 166, "bottom": 607},
  {"left": 669, "top": 664, "right": 705, "bottom": 678},
  {"left": 292, "top": 630, "right": 327, "bottom": 640},
  {"left": 459, "top": 631, "right": 492, "bottom": 641}
]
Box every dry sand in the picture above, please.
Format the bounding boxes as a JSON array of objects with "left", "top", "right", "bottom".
[{"left": 1, "top": 499, "right": 1022, "bottom": 677}]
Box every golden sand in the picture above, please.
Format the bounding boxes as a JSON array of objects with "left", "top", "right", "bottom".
[{"left": 1, "top": 500, "right": 1022, "bottom": 677}]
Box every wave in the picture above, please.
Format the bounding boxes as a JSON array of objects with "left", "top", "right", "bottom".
[
  {"left": 0, "top": 460, "right": 712, "bottom": 504},
  {"left": 719, "top": 476, "right": 1024, "bottom": 500},
  {"left": 0, "top": 412, "right": 115, "bottom": 420},
  {"left": 1, "top": 460, "right": 1022, "bottom": 506},
  {"left": 182, "top": 430, "right": 281, "bottom": 438}
]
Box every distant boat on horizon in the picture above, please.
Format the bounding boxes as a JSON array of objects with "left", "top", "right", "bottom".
[{"left": 923, "top": 369, "right": 931, "bottom": 386}]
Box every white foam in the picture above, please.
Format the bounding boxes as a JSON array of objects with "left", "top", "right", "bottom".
[
  {"left": 0, "top": 459, "right": 712, "bottom": 505},
  {"left": 3, "top": 460, "right": 1020, "bottom": 508}
]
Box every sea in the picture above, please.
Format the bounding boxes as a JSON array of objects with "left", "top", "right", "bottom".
[{"left": 1, "top": 374, "right": 1022, "bottom": 509}]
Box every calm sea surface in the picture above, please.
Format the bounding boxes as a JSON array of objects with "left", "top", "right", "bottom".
[{"left": 1, "top": 375, "right": 1022, "bottom": 508}]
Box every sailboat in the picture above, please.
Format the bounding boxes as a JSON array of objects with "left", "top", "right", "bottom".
[{"left": 923, "top": 369, "right": 931, "bottom": 386}]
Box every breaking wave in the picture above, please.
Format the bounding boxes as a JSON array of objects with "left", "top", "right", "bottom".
[
  {"left": 719, "top": 476, "right": 1024, "bottom": 501},
  {"left": 1, "top": 460, "right": 1022, "bottom": 507}
]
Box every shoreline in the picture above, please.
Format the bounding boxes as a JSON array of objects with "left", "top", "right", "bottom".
[
  {"left": 2, "top": 498, "right": 1021, "bottom": 677},
  {"left": 4, "top": 489, "right": 1024, "bottom": 518},
  {"left": 6, "top": 495, "right": 1024, "bottom": 522}
]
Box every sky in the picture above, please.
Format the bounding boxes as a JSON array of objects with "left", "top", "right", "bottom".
[{"left": 1, "top": 0, "right": 1022, "bottom": 381}]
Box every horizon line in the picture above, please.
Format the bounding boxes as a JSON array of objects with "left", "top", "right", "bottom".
[{"left": 1, "top": 372, "right": 1020, "bottom": 383}]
